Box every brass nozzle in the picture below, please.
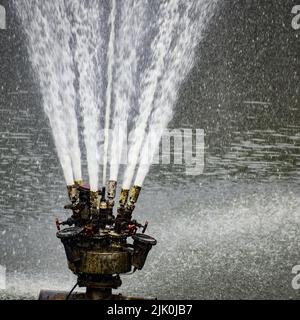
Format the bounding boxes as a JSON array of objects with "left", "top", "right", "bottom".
[
  {"left": 74, "top": 180, "right": 84, "bottom": 186},
  {"left": 67, "top": 185, "right": 79, "bottom": 202},
  {"left": 119, "top": 189, "right": 129, "bottom": 207},
  {"left": 100, "top": 199, "right": 107, "bottom": 210},
  {"left": 107, "top": 181, "right": 117, "bottom": 209},
  {"left": 107, "top": 180, "right": 117, "bottom": 200},
  {"left": 99, "top": 187, "right": 107, "bottom": 209},
  {"left": 128, "top": 185, "right": 142, "bottom": 205},
  {"left": 90, "top": 191, "right": 99, "bottom": 209}
]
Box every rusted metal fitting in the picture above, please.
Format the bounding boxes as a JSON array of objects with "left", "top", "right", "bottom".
[
  {"left": 90, "top": 191, "right": 99, "bottom": 210},
  {"left": 119, "top": 189, "right": 129, "bottom": 208},
  {"left": 128, "top": 185, "right": 142, "bottom": 207},
  {"left": 67, "top": 185, "right": 80, "bottom": 202}
]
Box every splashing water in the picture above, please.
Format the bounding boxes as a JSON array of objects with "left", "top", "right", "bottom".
[
  {"left": 69, "top": 0, "right": 105, "bottom": 191},
  {"left": 109, "top": 0, "right": 147, "bottom": 182},
  {"left": 102, "top": 0, "right": 116, "bottom": 186},
  {"left": 134, "top": 0, "right": 219, "bottom": 187},
  {"left": 121, "top": 1, "right": 181, "bottom": 189},
  {"left": 14, "top": 0, "right": 218, "bottom": 191},
  {"left": 14, "top": 0, "right": 82, "bottom": 186},
  {"left": 122, "top": 0, "right": 218, "bottom": 189}
]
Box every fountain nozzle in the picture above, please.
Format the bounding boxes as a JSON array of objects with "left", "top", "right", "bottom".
[
  {"left": 74, "top": 180, "right": 84, "bottom": 186},
  {"left": 67, "top": 184, "right": 80, "bottom": 203},
  {"left": 123, "top": 185, "right": 142, "bottom": 221},
  {"left": 107, "top": 181, "right": 117, "bottom": 208},
  {"left": 119, "top": 188, "right": 129, "bottom": 208},
  {"left": 128, "top": 185, "right": 142, "bottom": 207},
  {"left": 90, "top": 190, "right": 99, "bottom": 210},
  {"left": 106, "top": 181, "right": 117, "bottom": 225},
  {"left": 100, "top": 187, "right": 106, "bottom": 202},
  {"left": 98, "top": 187, "right": 108, "bottom": 229}
]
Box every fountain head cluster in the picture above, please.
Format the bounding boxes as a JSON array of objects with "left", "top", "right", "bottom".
[{"left": 42, "top": 182, "right": 157, "bottom": 300}]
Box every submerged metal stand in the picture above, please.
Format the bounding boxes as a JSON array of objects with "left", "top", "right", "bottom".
[{"left": 39, "top": 182, "right": 157, "bottom": 300}]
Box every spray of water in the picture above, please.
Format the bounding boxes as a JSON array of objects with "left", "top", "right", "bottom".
[
  {"left": 134, "top": 0, "right": 219, "bottom": 186},
  {"left": 102, "top": 0, "right": 116, "bottom": 186},
  {"left": 14, "top": 0, "right": 82, "bottom": 185},
  {"left": 14, "top": 0, "right": 218, "bottom": 191},
  {"left": 69, "top": 0, "right": 104, "bottom": 191},
  {"left": 109, "top": 1, "right": 147, "bottom": 182},
  {"left": 121, "top": 0, "right": 182, "bottom": 189}
]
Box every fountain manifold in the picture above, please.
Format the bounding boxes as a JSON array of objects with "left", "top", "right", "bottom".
[{"left": 39, "top": 181, "right": 157, "bottom": 300}]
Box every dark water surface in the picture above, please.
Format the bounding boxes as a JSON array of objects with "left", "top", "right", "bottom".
[{"left": 0, "top": 0, "right": 299, "bottom": 299}]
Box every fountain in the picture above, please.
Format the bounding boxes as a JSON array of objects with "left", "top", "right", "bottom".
[{"left": 13, "top": 0, "right": 218, "bottom": 300}]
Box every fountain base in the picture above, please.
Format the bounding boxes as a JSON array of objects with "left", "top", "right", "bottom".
[{"left": 43, "top": 183, "right": 157, "bottom": 301}]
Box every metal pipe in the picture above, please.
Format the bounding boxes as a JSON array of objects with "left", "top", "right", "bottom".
[
  {"left": 119, "top": 189, "right": 129, "bottom": 208},
  {"left": 100, "top": 187, "right": 105, "bottom": 201},
  {"left": 99, "top": 187, "right": 108, "bottom": 229},
  {"left": 128, "top": 185, "right": 142, "bottom": 207},
  {"left": 107, "top": 181, "right": 117, "bottom": 208},
  {"left": 122, "top": 186, "right": 142, "bottom": 227},
  {"left": 90, "top": 191, "right": 99, "bottom": 210},
  {"left": 67, "top": 185, "right": 80, "bottom": 202}
]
